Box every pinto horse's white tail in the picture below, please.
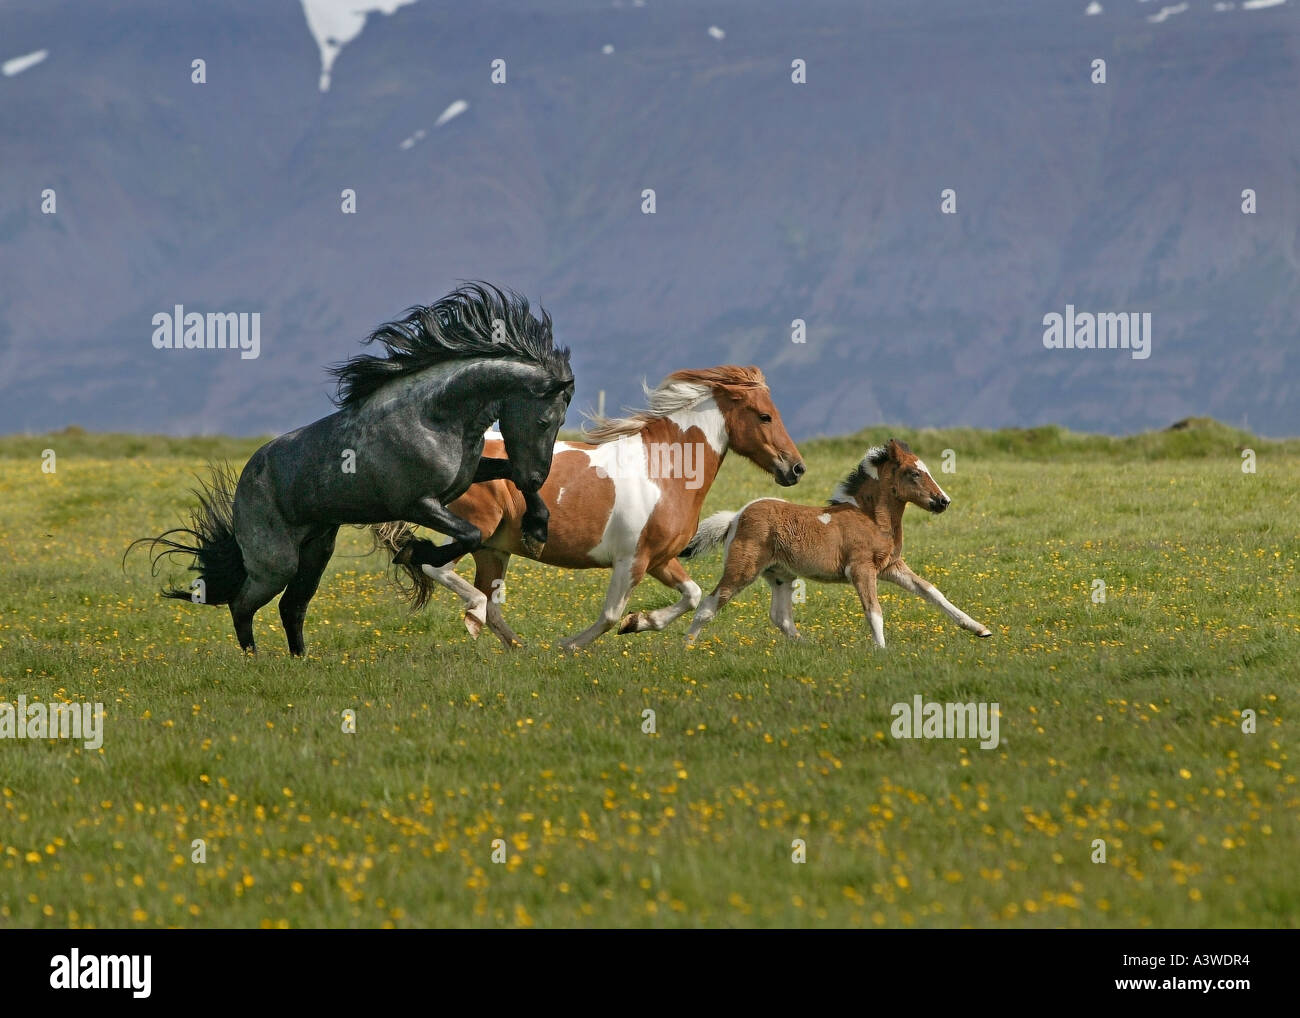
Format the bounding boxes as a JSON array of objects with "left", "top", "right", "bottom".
[{"left": 681, "top": 511, "right": 738, "bottom": 559}]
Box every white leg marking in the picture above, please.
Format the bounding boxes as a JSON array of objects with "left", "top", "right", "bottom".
[
  {"left": 421, "top": 563, "right": 489, "bottom": 638},
  {"left": 766, "top": 576, "right": 799, "bottom": 639},
  {"left": 869, "top": 608, "right": 886, "bottom": 648},
  {"left": 882, "top": 565, "right": 990, "bottom": 636},
  {"left": 634, "top": 578, "right": 702, "bottom": 632},
  {"left": 685, "top": 591, "right": 720, "bottom": 642},
  {"left": 561, "top": 558, "right": 639, "bottom": 650}
]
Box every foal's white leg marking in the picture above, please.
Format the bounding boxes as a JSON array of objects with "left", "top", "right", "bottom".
[
  {"left": 561, "top": 557, "right": 639, "bottom": 651},
  {"left": 764, "top": 575, "right": 799, "bottom": 639},
  {"left": 633, "top": 578, "right": 701, "bottom": 632},
  {"left": 685, "top": 590, "right": 720, "bottom": 643},
  {"left": 882, "top": 565, "right": 991, "bottom": 637},
  {"left": 421, "top": 563, "right": 488, "bottom": 639},
  {"left": 869, "top": 609, "right": 886, "bottom": 649},
  {"left": 847, "top": 563, "right": 886, "bottom": 649}
]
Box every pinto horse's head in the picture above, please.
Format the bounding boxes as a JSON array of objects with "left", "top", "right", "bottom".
[
  {"left": 702, "top": 366, "right": 804, "bottom": 487},
  {"left": 878, "top": 438, "right": 950, "bottom": 513}
]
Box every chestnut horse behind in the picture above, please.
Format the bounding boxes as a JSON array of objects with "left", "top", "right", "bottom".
[
  {"left": 379, "top": 365, "right": 805, "bottom": 651},
  {"left": 682, "top": 438, "right": 992, "bottom": 648}
]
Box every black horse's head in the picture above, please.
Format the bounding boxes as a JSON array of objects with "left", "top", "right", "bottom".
[
  {"left": 329, "top": 282, "right": 574, "bottom": 492},
  {"left": 497, "top": 377, "right": 574, "bottom": 491}
]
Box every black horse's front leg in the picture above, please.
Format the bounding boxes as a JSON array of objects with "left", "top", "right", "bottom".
[
  {"left": 518, "top": 490, "right": 549, "bottom": 558},
  {"left": 472, "top": 455, "right": 549, "bottom": 556},
  {"left": 401, "top": 496, "right": 483, "bottom": 570}
]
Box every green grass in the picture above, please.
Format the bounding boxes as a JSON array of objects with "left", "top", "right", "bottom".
[{"left": 0, "top": 418, "right": 1295, "bottom": 928}]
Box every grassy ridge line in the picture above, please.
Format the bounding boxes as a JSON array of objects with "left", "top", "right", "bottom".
[{"left": 1, "top": 417, "right": 1296, "bottom": 462}]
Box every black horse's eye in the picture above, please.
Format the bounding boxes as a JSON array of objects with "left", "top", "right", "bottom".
[{"left": 758, "top": 413, "right": 772, "bottom": 423}]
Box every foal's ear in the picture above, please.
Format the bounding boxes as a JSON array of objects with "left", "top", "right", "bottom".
[{"left": 886, "top": 437, "right": 913, "bottom": 461}]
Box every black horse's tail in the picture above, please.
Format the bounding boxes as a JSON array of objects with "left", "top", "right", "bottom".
[{"left": 126, "top": 463, "right": 247, "bottom": 606}]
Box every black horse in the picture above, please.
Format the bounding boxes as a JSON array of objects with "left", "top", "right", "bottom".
[{"left": 132, "top": 283, "right": 573, "bottom": 655}]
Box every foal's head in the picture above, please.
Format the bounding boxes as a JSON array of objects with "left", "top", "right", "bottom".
[
  {"left": 834, "top": 439, "right": 951, "bottom": 513},
  {"left": 702, "top": 366, "right": 805, "bottom": 487}
]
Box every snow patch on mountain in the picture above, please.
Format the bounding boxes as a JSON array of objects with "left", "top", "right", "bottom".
[
  {"left": 301, "top": 0, "right": 417, "bottom": 92},
  {"left": 435, "top": 99, "right": 469, "bottom": 126},
  {"left": 3, "top": 49, "right": 49, "bottom": 77}
]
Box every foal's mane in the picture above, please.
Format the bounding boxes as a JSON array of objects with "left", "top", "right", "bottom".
[
  {"left": 583, "top": 365, "right": 767, "bottom": 443},
  {"left": 330, "top": 282, "right": 572, "bottom": 409},
  {"left": 828, "top": 441, "right": 911, "bottom": 504}
]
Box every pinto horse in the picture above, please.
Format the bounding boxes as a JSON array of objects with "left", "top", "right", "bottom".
[
  {"left": 130, "top": 284, "right": 573, "bottom": 655},
  {"left": 681, "top": 438, "right": 992, "bottom": 648},
  {"left": 379, "top": 365, "right": 805, "bottom": 651}
]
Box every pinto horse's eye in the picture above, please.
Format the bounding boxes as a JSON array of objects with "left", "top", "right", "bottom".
[{"left": 758, "top": 413, "right": 772, "bottom": 423}]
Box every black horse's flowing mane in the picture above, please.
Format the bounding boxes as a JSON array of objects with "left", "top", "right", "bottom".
[{"left": 330, "top": 282, "right": 572, "bottom": 409}]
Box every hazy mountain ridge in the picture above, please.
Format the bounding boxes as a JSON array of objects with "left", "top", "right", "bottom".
[{"left": 1, "top": 0, "right": 1296, "bottom": 437}]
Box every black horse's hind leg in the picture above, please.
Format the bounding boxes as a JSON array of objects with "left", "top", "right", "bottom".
[
  {"left": 229, "top": 573, "right": 291, "bottom": 654},
  {"left": 472, "top": 456, "right": 548, "bottom": 552},
  {"left": 402, "top": 496, "right": 483, "bottom": 570},
  {"left": 278, "top": 527, "right": 338, "bottom": 657}
]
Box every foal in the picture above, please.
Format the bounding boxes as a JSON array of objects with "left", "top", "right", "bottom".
[{"left": 682, "top": 439, "right": 992, "bottom": 648}]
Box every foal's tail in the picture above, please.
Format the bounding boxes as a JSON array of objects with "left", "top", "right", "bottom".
[
  {"left": 370, "top": 521, "right": 439, "bottom": 611},
  {"left": 126, "top": 463, "right": 247, "bottom": 606},
  {"left": 680, "top": 511, "right": 738, "bottom": 559}
]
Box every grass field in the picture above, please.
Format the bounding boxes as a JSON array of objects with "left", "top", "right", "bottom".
[{"left": 0, "top": 419, "right": 1296, "bottom": 928}]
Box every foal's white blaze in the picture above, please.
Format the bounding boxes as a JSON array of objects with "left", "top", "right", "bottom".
[
  {"left": 584, "top": 436, "right": 662, "bottom": 565},
  {"left": 915, "top": 459, "right": 950, "bottom": 501},
  {"left": 666, "top": 396, "right": 727, "bottom": 455}
]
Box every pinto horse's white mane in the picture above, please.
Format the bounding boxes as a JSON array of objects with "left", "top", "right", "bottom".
[{"left": 581, "top": 379, "right": 715, "bottom": 443}]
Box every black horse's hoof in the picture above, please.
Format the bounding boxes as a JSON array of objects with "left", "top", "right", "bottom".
[{"left": 521, "top": 514, "right": 548, "bottom": 558}]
